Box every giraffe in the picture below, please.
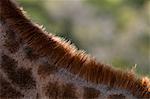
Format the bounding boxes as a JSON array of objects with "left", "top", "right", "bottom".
[{"left": 0, "top": 0, "right": 150, "bottom": 99}]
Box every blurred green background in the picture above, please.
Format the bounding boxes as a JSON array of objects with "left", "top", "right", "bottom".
[{"left": 17, "top": 0, "right": 150, "bottom": 77}]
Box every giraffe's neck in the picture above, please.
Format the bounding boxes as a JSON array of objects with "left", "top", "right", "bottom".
[
  {"left": 0, "top": 15, "right": 138, "bottom": 99},
  {"left": 0, "top": 20, "right": 135, "bottom": 99},
  {"left": 0, "top": 0, "right": 149, "bottom": 99}
]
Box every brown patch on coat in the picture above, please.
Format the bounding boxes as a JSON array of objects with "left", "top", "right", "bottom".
[
  {"left": 108, "top": 94, "right": 125, "bottom": 99},
  {"left": 45, "top": 82, "right": 77, "bottom": 99},
  {"left": 4, "top": 29, "right": 20, "bottom": 53},
  {"left": 0, "top": 74, "right": 24, "bottom": 98},
  {"left": 36, "top": 93, "right": 40, "bottom": 99},
  {"left": 1, "top": 54, "right": 36, "bottom": 89},
  {"left": 1, "top": 54, "right": 18, "bottom": 74},
  {"left": 44, "top": 82, "right": 61, "bottom": 98},
  {"left": 24, "top": 46, "right": 40, "bottom": 61},
  {"left": 83, "top": 87, "right": 100, "bottom": 99},
  {"left": 61, "top": 83, "right": 77, "bottom": 99},
  {"left": 37, "top": 62, "right": 57, "bottom": 78},
  {"left": 12, "top": 68, "right": 36, "bottom": 89}
]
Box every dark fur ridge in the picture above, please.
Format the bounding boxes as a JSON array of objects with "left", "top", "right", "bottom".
[{"left": 0, "top": 0, "right": 149, "bottom": 98}]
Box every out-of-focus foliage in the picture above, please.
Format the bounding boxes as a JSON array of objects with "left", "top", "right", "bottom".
[
  {"left": 86, "top": 0, "right": 150, "bottom": 76},
  {"left": 17, "top": 0, "right": 150, "bottom": 77}
]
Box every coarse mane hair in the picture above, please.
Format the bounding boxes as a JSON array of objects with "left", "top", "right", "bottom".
[{"left": 0, "top": 0, "right": 149, "bottom": 98}]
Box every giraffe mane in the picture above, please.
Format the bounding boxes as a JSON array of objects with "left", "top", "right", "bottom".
[{"left": 0, "top": 0, "right": 150, "bottom": 98}]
